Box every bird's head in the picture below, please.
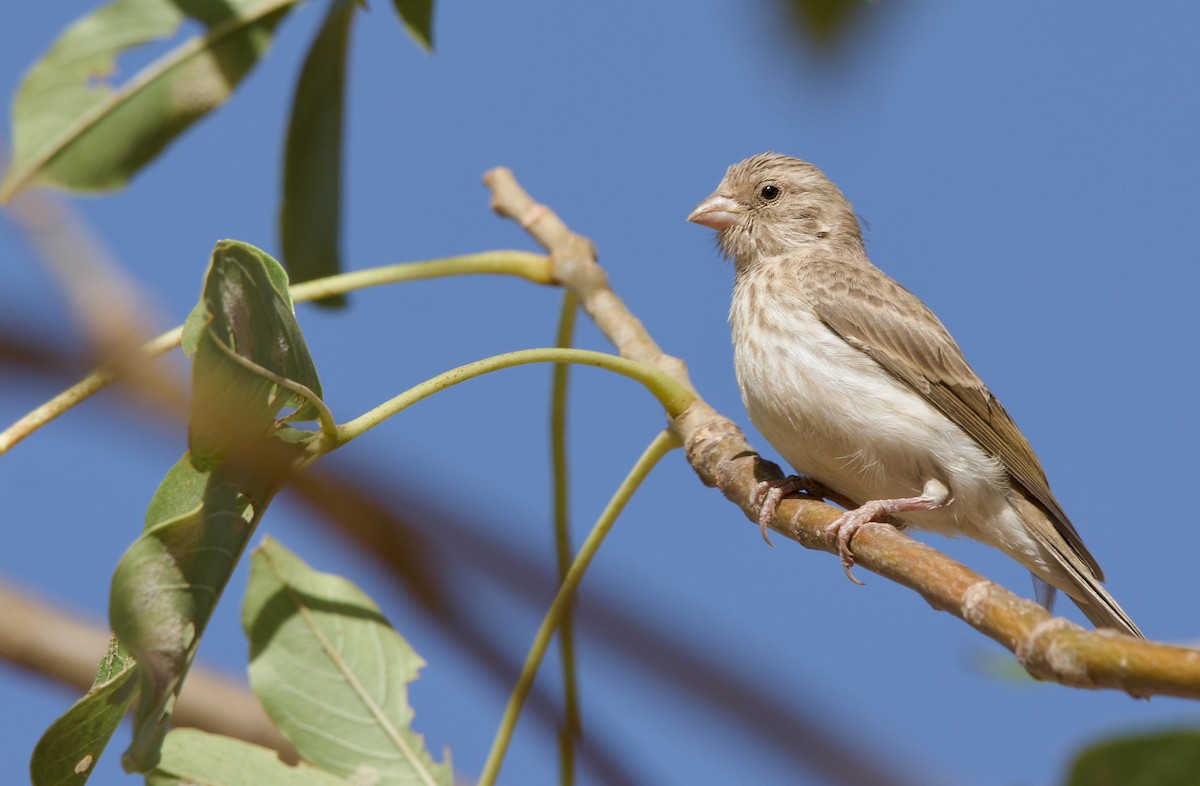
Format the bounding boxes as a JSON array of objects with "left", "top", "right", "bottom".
[{"left": 688, "top": 153, "right": 863, "bottom": 265}]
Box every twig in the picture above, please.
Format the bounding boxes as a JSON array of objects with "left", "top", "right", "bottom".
[{"left": 482, "top": 166, "right": 1200, "bottom": 700}]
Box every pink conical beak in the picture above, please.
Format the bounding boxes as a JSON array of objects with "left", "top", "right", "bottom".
[
  {"left": 687, "top": 195, "right": 741, "bottom": 230},
  {"left": 686, "top": 194, "right": 739, "bottom": 229}
]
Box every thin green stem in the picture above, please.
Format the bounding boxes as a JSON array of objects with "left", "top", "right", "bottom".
[
  {"left": 336, "top": 348, "right": 693, "bottom": 444},
  {"left": 0, "top": 251, "right": 552, "bottom": 457},
  {"left": 287, "top": 251, "right": 552, "bottom": 302},
  {"left": 478, "top": 429, "right": 681, "bottom": 786},
  {"left": 549, "top": 291, "right": 579, "bottom": 786}
]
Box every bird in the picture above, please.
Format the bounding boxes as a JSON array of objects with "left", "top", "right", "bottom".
[{"left": 687, "top": 152, "right": 1141, "bottom": 637}]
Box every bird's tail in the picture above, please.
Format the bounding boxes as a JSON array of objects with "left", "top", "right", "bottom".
[
  {"left": 1012, "top": 496, "right": 1143, "bottom": 638},
  {"left": 1041, "top": 564, "right": 1142, "bottom": 637}
]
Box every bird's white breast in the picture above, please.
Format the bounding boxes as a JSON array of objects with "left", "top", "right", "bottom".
[{"left": 729, "top": 267, "right": 1012, "bottom": 544}]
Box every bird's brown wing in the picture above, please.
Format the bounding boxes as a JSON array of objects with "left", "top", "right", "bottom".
[{"left": 804, "top": 261, "right": 1104, "bottom": 579}]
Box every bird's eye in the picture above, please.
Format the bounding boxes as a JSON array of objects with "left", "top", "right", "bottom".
[{"left": 760, "top": 184, "right": 780, "bottom": 201}]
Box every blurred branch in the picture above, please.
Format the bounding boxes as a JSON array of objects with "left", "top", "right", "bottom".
[
  {"left": 0, "top": 160, "right": 188, "bottom": 455},
  {"left": 0, "top": 330, "right": 87, "bottom": 377},
  {"left": 482, "top": 166, "right": 1200, "bottom": 701},
  {"left": 0, "top": 581, "right": 295, "bottom": 759},
  {"left": 2, "top": 170, "right": 189, "bottom": 423}
]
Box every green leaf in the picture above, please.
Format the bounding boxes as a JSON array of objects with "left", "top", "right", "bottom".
[
  {"left": 143, "top": 453, "right": 211, "bottom": 528},
  {"left": 147, "top": 729, "right": 354, "bottom": 786},
  {"left": 279, "top": 0, "right": 356, "bottom": 303},
  {"left": 1066, "top": 729, "right": 1200, "bottom": 786},
  {"left": 0, "top": 0, "right": 300, "bottom": 202},
  {"left": 243, "top": 538, "right": 453, "bottom": 786},
  {"left": 189, "top": 240, "right": 324, "bottom": 468},
  {"left": 30, "top": 637, "right": 139, "bottom": 786},
  {"left": 111, "top": 453, "right": 301, "bottom": 772},
  {"left": 390, "top": 0, "right": 434, "bottom": 51}
]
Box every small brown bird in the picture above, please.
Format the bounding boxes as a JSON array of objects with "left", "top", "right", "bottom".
[{"left": 688, "top": 152, "right": 1141, "bottom": 637}]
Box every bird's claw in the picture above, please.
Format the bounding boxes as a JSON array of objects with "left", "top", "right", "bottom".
[
  {"left": 822, "top": 487, "right": 946, "bottom": 585},
  {"left": 753, "top": 482, "right": 783, "bottom": 546},
  {"left": 759, "top": 480, "right": 939, "bottom": 587},
  {"left": 753, "top": 475, "right": 824, "bottom": 547},
  {"left": 824, "top": 512, "right": 870, "bottom": 586}
]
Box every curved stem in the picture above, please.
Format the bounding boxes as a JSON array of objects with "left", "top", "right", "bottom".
[
  {"left": 549, "top": 292, "right": 579, "bottom": 786},
  {"left": 335, "top": 348, "right": 693, "bottom": 445},
  {"left": 478, "top": 429, "right": 681, "bottom": 786},
  {"left": 287, "top": 250, "right": 552, "bottom": 302},
  {"left": 0, "top": 251, "right": 552, "bottom": 458}
]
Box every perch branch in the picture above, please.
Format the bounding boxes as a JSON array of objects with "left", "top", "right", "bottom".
[{"left": 482, "top": 166, "right": 1200, "bottom": 700}]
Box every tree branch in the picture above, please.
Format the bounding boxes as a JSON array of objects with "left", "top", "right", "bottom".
[{"left": 481, "top": 166, "right": 1200, "bottom": 701}]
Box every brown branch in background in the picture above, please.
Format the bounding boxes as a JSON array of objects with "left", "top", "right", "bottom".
[
  {"left": 0, "top": 331, "right": 88, "bottom": 378},
  {"left": 1, "top": 177, "right": 189, "bottom": 453},
  {"left": 0, "top": 582, "right": 295, "bottom": 759},
  {"left": 482, "top": 166, "right": 1200, "bottom": 700}
]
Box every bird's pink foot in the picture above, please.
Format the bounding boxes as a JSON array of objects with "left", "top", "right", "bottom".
[
  {"left": 824, "top": 480, "right": 951, "bottom": 584},
  {"left": 753, "top": 475, "right": 828, "bottom": 546}
]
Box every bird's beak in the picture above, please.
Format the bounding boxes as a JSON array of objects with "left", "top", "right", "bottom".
[{"left": 687, "top": 195, "right": 741, "bottom": 230}]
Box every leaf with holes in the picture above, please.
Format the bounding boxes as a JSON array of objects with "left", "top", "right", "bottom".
[
  {"left": 243, "top": 538, "right": 452, "bottom": 786},
  {"left": 187, "top": 240, "right": 324, "bottom": 468},
  {"left": 30, "top": 638, "right": 138, "bottom": 786},
  {"left": 0, "top": 0, "right": 301, "bottom": 201}
]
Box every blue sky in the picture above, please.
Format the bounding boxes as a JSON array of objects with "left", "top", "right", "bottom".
[{"left": 2, "top": 2, "right": 1199, "bottom": 784}]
